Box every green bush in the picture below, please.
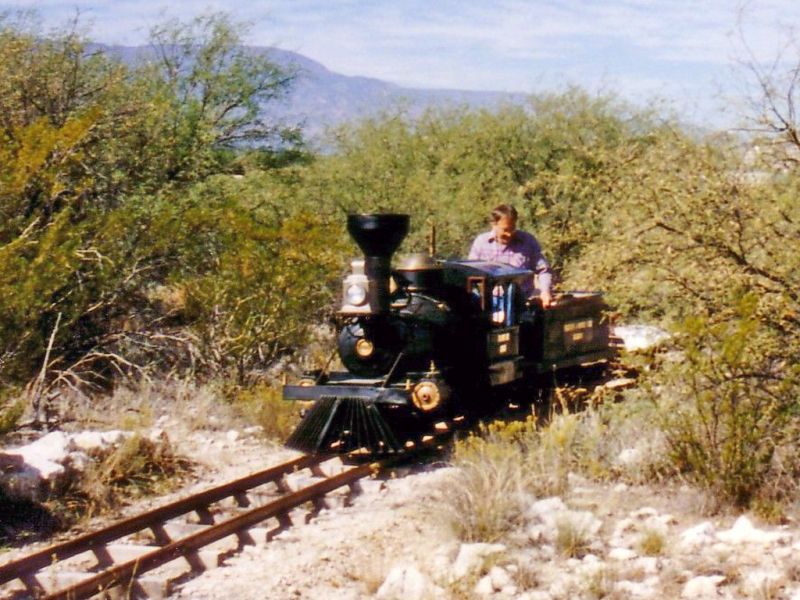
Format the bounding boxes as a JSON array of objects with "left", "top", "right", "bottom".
[
  {"left": 653, "top": 296, "right": 800, "bottom": 508},
  {"left": 0, "top": 387, "right": 23, "bottom": 435}
]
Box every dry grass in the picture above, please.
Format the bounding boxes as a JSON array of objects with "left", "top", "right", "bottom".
[
  {"left": 635, "top": 527, "right": 666, "bottom": 556},
  {"left": 582, "top": 565, "right": 619, "bottom": 599},
  {"left": 58, "top": 377, "right": 300, "bottom": 443},
  {"left": 232, "top": 383, "right": 301, "bottom": 441},
  {"left": 555, "top": 515, "right": 592, "bottom": 558},
  {"left": 54, "top": 433, "right": 192, "bottom": 523},
  {"left": 441, "top": 392, "right": 671, "bottom": 545},
  {"left": 441, "top": 422, "right": 536, "bottom": 542}
]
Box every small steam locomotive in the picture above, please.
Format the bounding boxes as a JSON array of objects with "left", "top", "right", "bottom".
[{"left": 283, "top": 214, "right": 612, "bottom": 455}]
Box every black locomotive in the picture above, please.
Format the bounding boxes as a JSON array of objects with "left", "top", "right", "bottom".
[{"left": 283, "top": 214, "right": 613, "bottom": 455}]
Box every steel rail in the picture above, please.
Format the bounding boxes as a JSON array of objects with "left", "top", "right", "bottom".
[
  {"left": 44, "top": 461, "right": 379, "bottom": 600},
  {"left": 0, "top": 454, "right": 320, "bottom": 587}
]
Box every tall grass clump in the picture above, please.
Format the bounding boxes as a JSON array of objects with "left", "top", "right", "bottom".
[
  {"left": 443, "top": 420, "right": 538, "bottom": 542},
  {"left": 442, "top": 387, "right": 672, "bottom": 543}
]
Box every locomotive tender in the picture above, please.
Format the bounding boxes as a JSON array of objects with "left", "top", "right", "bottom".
[{"left": 283, "top": 214, "right": 612, "bottom": 455}]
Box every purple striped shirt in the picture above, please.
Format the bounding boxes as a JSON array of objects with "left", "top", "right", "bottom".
[{"left": 468, "top": 230, "right": 552, "bottom": 297}]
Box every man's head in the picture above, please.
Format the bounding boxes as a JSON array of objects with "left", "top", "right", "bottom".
[{"left": 490, "top": 204, "right": 518, "bottom": 245}]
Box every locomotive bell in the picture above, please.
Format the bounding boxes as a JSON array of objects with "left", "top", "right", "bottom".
[{"left": 347, "top": 214, "right": 410, "bottom": 314}]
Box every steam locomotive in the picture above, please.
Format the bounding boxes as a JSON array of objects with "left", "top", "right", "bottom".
[{"left": 283, "top": 214, "right": 613, "bottom": 455}]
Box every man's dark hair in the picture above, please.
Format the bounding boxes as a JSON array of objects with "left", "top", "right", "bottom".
[{"left": 490, "top": 204, "right": 518, "bottom": 223}]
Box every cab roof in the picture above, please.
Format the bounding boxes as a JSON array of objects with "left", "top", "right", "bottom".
[{"left": 441, "top": 259, "right": 532, "bottom": 282}]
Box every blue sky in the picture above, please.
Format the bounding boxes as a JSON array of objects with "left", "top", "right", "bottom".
[{"left": 3, "top": 1, "right": 800, "bottom": 128}]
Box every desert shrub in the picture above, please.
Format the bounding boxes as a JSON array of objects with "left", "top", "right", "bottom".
[
  {"left": 301, "top": 90, "right": 659, "bottom": 266},
  {"left": 653, "top": 296, "right": 800, "bottom": 508},
  {"left": 0, "top": 14, "right": 308, "bottom": 400}
]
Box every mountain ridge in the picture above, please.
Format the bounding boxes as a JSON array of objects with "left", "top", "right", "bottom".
[{"left": 98, "top": 43, "right": 528, "bottom": 142}]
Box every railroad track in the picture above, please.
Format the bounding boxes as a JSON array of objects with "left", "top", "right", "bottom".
[
  {"left": 0, "top": 400, "right": 570, "bottom": 600},
  {"left": 0, "top": 453, "right": 385, "bottom": 600}
]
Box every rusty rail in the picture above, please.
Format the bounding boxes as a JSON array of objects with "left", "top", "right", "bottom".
[
  {"left": 2, "top": 418, "right": 455, "bottom": 600},
  {"left": 45, "top": 461, "right": 377, "bottom": 600},
  {"left": 0, "top": 453, "right": 324, "bottom": 596}
]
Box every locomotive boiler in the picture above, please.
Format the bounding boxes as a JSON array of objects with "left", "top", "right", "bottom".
[{"left": 283, "top": 213, "right": 612, "bottom": 455}]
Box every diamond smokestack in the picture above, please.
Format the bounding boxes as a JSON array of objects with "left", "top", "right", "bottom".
[{"left": 347, "top": 214, "right": 409, "bottom": 314}]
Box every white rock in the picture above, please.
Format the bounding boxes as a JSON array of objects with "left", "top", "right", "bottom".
[
  {"left": 582, "top": 553, "right": 600, "bottom": 564},
  {"left": 567, "top": 471, "right": 589, "bottom": 486},
  {"left": 529, "top": 497, "right": 601, "bottom": 545},
  {"left": 648, "top": 513, "right": 677, "bottom": 528},
  {"left": 451, "top": 543, "right": 507, "bottom": 579},
  {"left": 617, "top": 447, "right": 644, "bottom": 466},
  {"left": 634, "top": 556, "right": 660, "bottom": 574},
  {"left": 743, "top": 569, "right": 785, "bottom": 594},
  {"left": 616, "top": 579, "right": 657, "bottom": 598},
  {"left": 12, "top": 431, "right": 71, "bottom": 467},
  {"left": 376, "top": 564, "right": 435, "bottom": 600},
  {"left": 500, "top": 585, "right": 518, "bottom": 596},
  {"left": 474, "top": 575, "right": 495, "bottom": 596},
  {"left": 608, "top": 547, "right": 638, "bottom": 561},
  {"left": 523, "top": 592, "right": 553, "bottom": 600},
  {"left": 70, "top": 430, "right": 131, "bottom": 452},
  {"left": 613, "top": 483, "right": 629, "bottom": 492},
  {"left": 526, "top": 524, "right": 545, "bottom": 543},
  {"left": 681, "top": 575, "right": 725, "bottom": 598},
  {"left": 717, "top": 515, "right": 786, "bottom": 545},
  {"left": 226, "top": 430, "right": 240, "bottom": 443},
  {"left": 613, "top": 324, "right": 670, "bottom": 351},
  {"left": 528, "top": 497, "right": 568, "bottom": 519},
  {"left": 1, "top": 432, "right": 72, "bottom": 500},
  {"left": 489, "top": 566, "right": 512, "bottom": 590},
  {"left": 787, "top": 586, "right": 800, "bottom": 600},
  {"left": 429, "top": 543, "right": 460, "bottom": 581},
  {"left": 679, "top": 521, "right": 716, "bottom": 549}
]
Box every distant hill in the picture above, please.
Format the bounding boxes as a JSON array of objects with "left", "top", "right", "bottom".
[{"left": 99, "top": 44, "right": 528, "bottom": 143}]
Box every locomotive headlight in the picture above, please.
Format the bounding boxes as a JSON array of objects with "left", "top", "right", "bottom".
[
  {"left": 355, "top": 338, "right": 374, "bottom": 358},
  {"left": 345, "top": 283, "right": 367, "bottom": 306}
]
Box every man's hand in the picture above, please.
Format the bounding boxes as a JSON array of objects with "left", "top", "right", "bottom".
[{"left": 540, "top": 290, "right": 553, "bottom": 308}]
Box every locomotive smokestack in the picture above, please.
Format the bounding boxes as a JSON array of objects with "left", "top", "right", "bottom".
[{"left": 347, "top": 214, "right": 409, "bottom": 314}]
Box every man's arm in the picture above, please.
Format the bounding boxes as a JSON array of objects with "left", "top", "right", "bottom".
[
  {"left": 468, "top": 233, "right": 484, "bottom": 260},
  {"left": 529, "top": 236, "right": 553, "bottom": 307}
]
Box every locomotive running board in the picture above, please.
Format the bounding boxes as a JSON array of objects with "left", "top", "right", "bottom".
[
  {"left": 286, "top": 395, "right": 404, "bottom": 455},
  {"left": 283, "top": 384, "right": 408, "bottom": 405}
]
